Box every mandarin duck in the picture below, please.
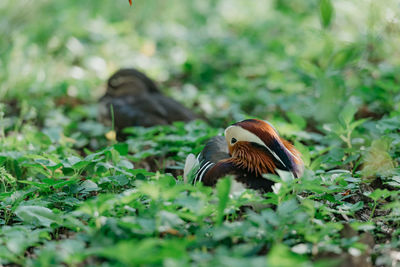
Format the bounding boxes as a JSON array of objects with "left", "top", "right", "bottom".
[
  {"left": 99, "top": 68, "right": 198, "bottom": 131},
  {"left": 184, "top": 119, "right": 303, "bottom": 192}
]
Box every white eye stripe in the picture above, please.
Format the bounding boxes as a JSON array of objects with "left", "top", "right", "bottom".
[{"left": 224, "top": 125, "right": 287, "bottom": 168}]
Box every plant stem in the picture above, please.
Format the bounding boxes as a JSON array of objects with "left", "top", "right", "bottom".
[{"left": 369, "top": 201, "right": 377, "bottom": 221}]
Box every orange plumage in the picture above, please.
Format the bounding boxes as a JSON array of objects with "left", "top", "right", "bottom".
[{"left": 229, "top": 142, "right": 278, "bottom": 176}]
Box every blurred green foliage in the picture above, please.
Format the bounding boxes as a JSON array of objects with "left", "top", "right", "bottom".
[{"left": 0, "top": 0, "right": 400, "bottom": 266}]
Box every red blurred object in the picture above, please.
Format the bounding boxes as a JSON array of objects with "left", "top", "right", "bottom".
[
  {"left": 129, "top": 0, "right": 132, "bottom": 6},
  {"left": 341, "top": 190, "right": 351, "bottom": 196}
]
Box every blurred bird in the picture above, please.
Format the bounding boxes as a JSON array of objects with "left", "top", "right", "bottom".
[
  {"left": 184, "top": 119, "right": 303, "bottom": 192},
  {"left": 99, "top": 68, "right": 198, "bottom": 131}
]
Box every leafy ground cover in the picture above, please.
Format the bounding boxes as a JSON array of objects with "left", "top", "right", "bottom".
[{"left": 0, "top": 0, "right": 399, "bottom": 266}]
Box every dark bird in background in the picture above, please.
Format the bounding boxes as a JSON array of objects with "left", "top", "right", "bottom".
[
  {"left": 99, "top": 68, "right": 198, "bottom": 131},
  {"left": 184, "top": 119, "right": 303, "bottom": 193}
]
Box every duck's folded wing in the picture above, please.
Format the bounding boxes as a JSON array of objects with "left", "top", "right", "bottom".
[
  {"left": 184, "top": 136, "right": 231, "bottom": 184},
  {"left": 100, "top": 94, "right": 170, "bottom": 129},
  {"left": 194, "top": 136, "right": 230, "bottom": 184},
  {"left": 152, "top": 94, "right": 198, "bottom": 122}
]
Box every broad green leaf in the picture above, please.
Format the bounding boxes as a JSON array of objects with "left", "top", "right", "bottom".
[
  {"left": 339, "top": 103, "right": 357, "bottom": 127},
  {"left": 337, "top": 201, "right": 364, "bottom": 213},
  {"left": 15, "top": 206, "right": 61, "bottom": 227},
  {"left": 78, "top": 180, "right": 99, "bottom": 194},
  {"left": 365, "top": 189, "right": 391, "bottom": 202},
  {"left": 114, "top": 143, "right": 129, "bottom": 156},
  {"left": 277, "top": 198, "right": 299, "bottom": 217}
]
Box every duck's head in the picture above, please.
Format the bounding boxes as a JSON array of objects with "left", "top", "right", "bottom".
[{"left": 224, "top": 119, "right": 303, "bottom": 177}]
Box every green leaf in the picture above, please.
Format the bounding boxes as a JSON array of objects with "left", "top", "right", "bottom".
[
  {"left": 215, "top": 177, "right": 231, "bottom": 226},
  {"left": 15, "top": 206, "right": 61, "bottom": 227},
  {"left": 294, "top": 141, "right": 310, "bottom": 167},
  {"left": 118, "top": 159, "right": 134, "bottom": 169},
  {"left": 267, "top": 243, "right": 308, "bottom": 267},
  {"left": 157, "top": 210, "right": 184, "bottom": 232},
  {"left": 349, "top": 118, "right": 368, "bottom": 131},
  {"left": 114, "top": 143, "right": 129, "bottom": 156},
  {"left": 78, "top": 180, "right": 99, "bottom": 194},
  {"left": 319, "top": 0, "right": 334, "bottom": 28},
  {"left": 339, "top": 103, "right": 357, "bottom": 127},
  {"left": 102, "top": 175, "right": 129, "bottom": 186},
  {"left": 337, "top": 201, "right": 364, "bottom": 213},
  {"left": 287, "top": 112, "right": 307, "bottom": 130},
  {"left": 92, "top": 239, "right": 188, "bottom": 265},
  {"left": 261, "top": 209, "right": 280, "bottom": 226},
  {"left": 365, "top": 189, "right": 391, "bottom": 202},
  {"left": 277, "top": 198, "right": 299, "bottom": 217},
  {"left": 63, "top": 156, "right": 90, "bottom": 170}
]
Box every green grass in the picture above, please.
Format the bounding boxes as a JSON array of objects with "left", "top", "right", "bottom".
[{"left": 0, "top": 0, "right": 399, "bottom": 266}]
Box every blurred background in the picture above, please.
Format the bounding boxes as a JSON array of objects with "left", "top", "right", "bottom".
[
  {"left": 1, "top": 2, "right": 400, "bottom": 265},
  {"left": 0, "top": 0, "right": 400, "bottom": 143}
]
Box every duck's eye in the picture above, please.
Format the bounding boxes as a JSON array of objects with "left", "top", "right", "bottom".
[{"left": 231, "top": 137, "right": 237, "bottom": 144}]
